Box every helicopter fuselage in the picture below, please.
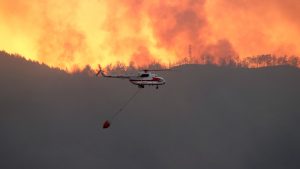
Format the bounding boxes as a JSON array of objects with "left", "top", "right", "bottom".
[
  {"left": 129, "top": 73, "right": 166, "bottom": 88},
  {"left": 96, "top": 67, "right": 167, "bottom": 89}
]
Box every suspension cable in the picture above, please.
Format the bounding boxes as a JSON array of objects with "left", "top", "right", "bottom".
[{"left": 111, "top": 88, "right": 142, "bottom": 120}]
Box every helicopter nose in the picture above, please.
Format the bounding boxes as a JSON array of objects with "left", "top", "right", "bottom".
[{"left": 161, "top": 77, "right": 166, "bottom": 84}]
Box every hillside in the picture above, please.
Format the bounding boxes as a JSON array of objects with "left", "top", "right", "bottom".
[{"left": 1, "top": 52, "right": 300, "bottom": 169}]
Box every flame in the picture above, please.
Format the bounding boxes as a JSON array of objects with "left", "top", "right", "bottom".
[{"left": 0, "top": 0, "right": 300, "bottom": 71}]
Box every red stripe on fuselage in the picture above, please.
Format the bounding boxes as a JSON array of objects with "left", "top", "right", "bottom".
[{"left": 130, "top": 78, "right": 161, "bottom": 82}]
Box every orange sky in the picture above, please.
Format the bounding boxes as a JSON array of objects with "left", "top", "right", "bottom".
[{"left": 0, "top": 0, "right": 299, "bottom": 71}]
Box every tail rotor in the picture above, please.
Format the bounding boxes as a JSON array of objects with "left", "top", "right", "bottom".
[{"left": 95, "top": 65, "right": 102, "bottom": 76}]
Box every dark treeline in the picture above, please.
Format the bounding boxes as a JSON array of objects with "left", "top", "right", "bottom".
[
  {"left": 104, "top": 54, "right": 300, "bottom": 74},
  {"left": 240, "top": 54, "right": 300, "bottom": 67},
  {"left": 1, "top": 50, "right": 299, "bottom": 74},
  {"left": 180, "top": 54, "right": 300, "bottom": 68}
]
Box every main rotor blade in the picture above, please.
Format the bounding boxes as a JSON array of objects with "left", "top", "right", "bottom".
[{"left": 142, "top": 68, "right": 176, "bottom": 72}]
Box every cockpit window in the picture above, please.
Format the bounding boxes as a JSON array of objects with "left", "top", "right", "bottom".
[{"left": 140, "top": 74, "right": 149, "bottom": 77}]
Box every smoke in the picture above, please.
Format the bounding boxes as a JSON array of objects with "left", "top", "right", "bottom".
[
  {"left": 131, "top": 46, "right": 154, "bottom": 67},
  {"left": 205, "top": 0, "right": 300, "bottom": 57},
  {"left": 0, "top": 0, "right": 300, "bottom": 71}
]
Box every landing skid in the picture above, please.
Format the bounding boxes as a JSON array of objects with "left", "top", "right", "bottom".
[{"left": 138, "top": 85, "right": 160, "bottom": 89}]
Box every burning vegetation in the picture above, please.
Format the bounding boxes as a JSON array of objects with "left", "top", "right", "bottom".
[{"left": 0, "top": 0, "right": 300, "bottom": 71}]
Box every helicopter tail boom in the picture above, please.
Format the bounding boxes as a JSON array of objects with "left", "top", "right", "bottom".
[{"left": 96, "top": 65, "right": 132, "bottom": 79}]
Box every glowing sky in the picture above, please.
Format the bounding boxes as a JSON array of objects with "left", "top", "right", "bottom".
[{"left": 0, "top": 0, "right": 299, "bottom": 71}]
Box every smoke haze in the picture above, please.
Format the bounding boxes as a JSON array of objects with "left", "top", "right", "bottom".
[{"left": 1, "top": 52, "right": 300, "bottom": 168}]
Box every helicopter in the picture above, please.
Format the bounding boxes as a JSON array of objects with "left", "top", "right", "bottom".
[{"left": 96, "top": 66, "right": 167, "bottom": 89}]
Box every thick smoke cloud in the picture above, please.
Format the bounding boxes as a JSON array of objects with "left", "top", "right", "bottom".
[{"left": 206, "top": 0, "right": 300, "bottom": 57}]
